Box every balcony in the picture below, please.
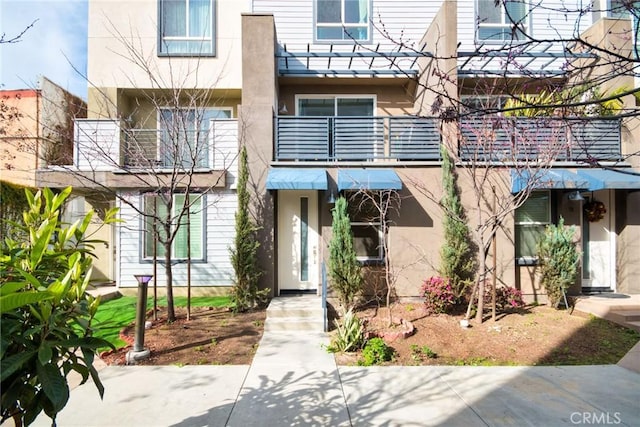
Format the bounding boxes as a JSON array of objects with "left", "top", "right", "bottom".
[
  {"left": 459, "top": 117, "right": 622, "bottom": 163},
  {"left": 36, "top": 119, "right": 237, "bottom": 191},
  {"left": 275, "top": 116, "right": 441, "bottom": 162}
]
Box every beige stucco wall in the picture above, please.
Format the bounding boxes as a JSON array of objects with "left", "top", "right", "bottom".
[
  {"left": 240, "top": 13, "right": 278, "bottom": 295},
  {"left": 413, "top": 0, "right": 458, "bottom": 117},
  {"left": 87, "top": 0, "right": 247, "bottom": 94}
]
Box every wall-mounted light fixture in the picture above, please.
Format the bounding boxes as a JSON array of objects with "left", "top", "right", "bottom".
[
  {"left": 567, "top": 191, "right": 585, "bottom": 202},
  {"left": 278, "top": 102, "right": 288, "bottom": 114}
]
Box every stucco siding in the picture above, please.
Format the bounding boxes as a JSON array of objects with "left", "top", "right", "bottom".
[
  {"left": 116, "top": 190, "right": 237, "bottom": 288},
  {"left": 88, "top": 0, "right": 248, "bottom": 90}
]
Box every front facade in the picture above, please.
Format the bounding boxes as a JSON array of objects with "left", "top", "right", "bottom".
[{"left": 37, "top": 0, "right": 640, "bottom": 300}]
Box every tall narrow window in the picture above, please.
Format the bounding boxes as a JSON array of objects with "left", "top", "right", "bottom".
[
  {"left": 143, "top": 193, "right": 204, "bottom": 261},
  {"left": 159, "top": 0, "right": 215, "bottom": 55},
  {"left": 315, "top": 0, "right": 370, "bottom": 42},
  {"left": 515, "top": 191, "right": 550, "bottom": 262},
  {"left": 300, "top": 197, "right": 309, "bottom": 281},
  {"left": 477, "top": 0, "right": 529, "bottom": 42}
]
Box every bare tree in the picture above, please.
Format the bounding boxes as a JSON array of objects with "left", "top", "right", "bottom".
[
  {"left": 0, "top": 19, "right": 37, "bottom": 45},
  {"left": 358, "top": 0, "right": 639, "bottom": 322},
  {"left": 34, "top": 28, "right": 239, "bottom": 322},
  {"left": 347, "top": 189, "right": 405, "bottom": 326}
]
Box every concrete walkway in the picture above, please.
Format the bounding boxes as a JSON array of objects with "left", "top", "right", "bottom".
[
  {"left": 34, "top": 336, "right": 640, "bottom": 426},
  {"left": 31, "top": 295, "right": 640, "bottom": 426}
]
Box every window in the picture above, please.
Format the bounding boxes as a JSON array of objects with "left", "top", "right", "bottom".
[
  {"left": 297, "top": 96, "right": 375, "bottom": 116},
  {"left": 143, "top": 193, "right": 204, "bottom": 260},
  {"left": 158, "top": 108, "right": 230, "bottom": 168},
  {"left": 346, "top": 192, "right": 383, "bottom": 262},
  {"left": 515, "top": 191, "right": 550, "bottom": 262},
  {"left": 477, "top": 0, "right": 529, "bottom": 42},
  {"left": 159, "top": 0, "right": 215, "bottom": 55},
  {"left": 315, "top": 0, "right": 370, "bottom": 42}
]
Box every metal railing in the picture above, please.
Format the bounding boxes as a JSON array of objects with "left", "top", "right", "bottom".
[
  {"left": 124, "top": 129, "right": 210, "bottom": 169},
  {"left": 459, "top": 117, "right": 622, "bottom": 162},
  {"left": 275, "top": 116, "right": 441, "bottom": 162}
]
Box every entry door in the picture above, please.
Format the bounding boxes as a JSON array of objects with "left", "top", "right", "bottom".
[
  {"left": 278, "top": 191, "right": 320, "bottom": 292},
  {"left": 582, "top": 190, "right": 615, "bottom": 290}
]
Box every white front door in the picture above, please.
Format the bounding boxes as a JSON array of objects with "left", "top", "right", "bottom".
[
  {"left": 582, "top": 190, "right": 615, "bottom": 290},
  {"left": 277, "top": 191, "right": 320, "bottom": 292}
]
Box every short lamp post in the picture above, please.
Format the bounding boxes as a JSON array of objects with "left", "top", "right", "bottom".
[{"left": 126, "top": 274, "right": 153, "bottom": 364}]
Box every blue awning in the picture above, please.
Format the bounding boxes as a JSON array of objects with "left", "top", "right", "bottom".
[
  {"left": 337, "top": 169, "right": 402, "bottom": 191},
  {"left": 266, "top": 168, "right": 328, "bottom": 190},
  {"left": 577, "top": 169, "right": 640, "bottom": 191},
  {"left": 511, "top": 169, "right": 589, "bottom": 193}
]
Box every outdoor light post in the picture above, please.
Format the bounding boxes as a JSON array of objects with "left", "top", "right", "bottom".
[{"left": 126, "top": 274, "right": 153, "bottom": 364}]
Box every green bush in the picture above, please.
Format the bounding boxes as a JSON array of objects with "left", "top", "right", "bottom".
[
  {"left": 1, "top": 187, "right": 119, "bottom": 426},
  {"left": 359, "top": 338, "right": 395, "bottom": 366},
  {"left": 438, "top": 146, "right": 475, "bottom": 298},
  {"left": 230, "top": 146, "right": 268, "bottom": 312},
  {"left": 327, "top": 308, "right": 364, "bottom": 353},
  {"left": 537, "top": 217, "right": 579, "bottom": 308},
  {"left": 328, "top": 197, "right": 363, "bottom": 309}
]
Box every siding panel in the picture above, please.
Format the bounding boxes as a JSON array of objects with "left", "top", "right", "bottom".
[
  {"left": 75, "top": 119, "right": 120, "bottom": 170},
  {"left": 117, "top": 191, "right": 237, "bottom": 288}
]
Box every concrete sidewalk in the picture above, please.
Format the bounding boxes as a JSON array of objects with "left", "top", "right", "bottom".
[{"left": 34, "top": 332, "right": 640, "bottom": 426}]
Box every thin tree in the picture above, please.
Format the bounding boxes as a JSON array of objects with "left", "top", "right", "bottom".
[
  {"left": 328, "top": 196, "right": 363, "bottom": 310},
  {"left": 229, "top": 145, "right": 265, "bottom": 312},
  {"left": 439, "top": 144, "right": 475, "bottom": 300}
]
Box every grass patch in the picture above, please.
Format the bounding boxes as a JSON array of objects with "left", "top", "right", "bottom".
[{"left": 92, "top": 295, "right": 231, "bottom": 349}]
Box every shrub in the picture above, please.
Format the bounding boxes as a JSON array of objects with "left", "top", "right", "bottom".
[
  {"left": 328, "top": 197, "right": 363, "bottom": 309},
  {"left": 230, "top": 146, "right": 268, "bottom": 312},
  {"left": 421, "top": 276, "right": 457, "bottom": 314},
  {"left": 494, "top": 286, "right": 525, "bottom": 310},
  {"left": 439, "top": 146, "right": 475, "bottom": 298},
  {"left": 359, "top": 338, "right": 395, "bottom": 366},
  {"left": 1, "top": 187, "right": 117, "bottom": 426},
  {"left": 327, "top": 308, "right": 364, "bottom": 353},
  {"left": 536, "top": 217, "right": 579, "bottom": 308}
]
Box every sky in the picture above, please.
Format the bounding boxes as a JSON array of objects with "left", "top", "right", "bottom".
[{"left": 1, "top": 0, "right": 88, "bottom": 99}]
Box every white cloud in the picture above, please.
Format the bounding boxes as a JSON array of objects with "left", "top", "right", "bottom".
[{"left": 1, "top": 0, "right": 88, "bottom": 99}]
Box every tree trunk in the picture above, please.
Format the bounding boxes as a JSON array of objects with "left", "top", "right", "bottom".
[
  {"left": 165, "top": 244, "right": 175, "bottom": 322},
  {"left": 186, "top": 205, "right": 191, "bottom": 321},
  {"left": 475, "top": 245, "right": 487, "bottom": 323}
]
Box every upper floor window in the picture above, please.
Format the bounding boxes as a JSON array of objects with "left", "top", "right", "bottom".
[
  {"left": 315, "top": 0, "right": 371, "bottom": 42},
  {"left": 158, "top": 108, "right": 231, "bottom": 168},
  {"left": 159, "top": 0, "right": 215, "bottom": 56},
  {"left": 608, "top": 0, "right": 635, "bottom": 18},
  {"left": 476, "top": 0, "right": 529, "bottom": 42},
  {"left": 297, "top": 96, "right": 375, "bottom": 116}
]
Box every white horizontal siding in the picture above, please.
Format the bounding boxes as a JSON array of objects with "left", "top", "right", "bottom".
[
  {"left": 458, "top": 0, "right": 594, "bottom": 75},
  {"left": 75, "top": 119, "right": 120, "bottom": 171},
  {"left": 254, "top": 0, "right": 443, "bottom": 72},
  {"left": 117, "top": 190, "right": 237, "bottom": 288}
]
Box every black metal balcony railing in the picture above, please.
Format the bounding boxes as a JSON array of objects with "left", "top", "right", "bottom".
[
  {"left": 459, "top": 117, "right": 622, "bottom": 162},
  {"left": 124, "top": 129, "right": 209, "bottom": 169},
  {"left": 275, "top": 116, "right": 442, "bottom": 162}
]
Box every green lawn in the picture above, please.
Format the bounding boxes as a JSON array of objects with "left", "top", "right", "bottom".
[{"left": 92, "top": 295, "right": 231, "bottom": 349}]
